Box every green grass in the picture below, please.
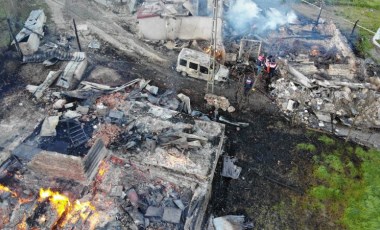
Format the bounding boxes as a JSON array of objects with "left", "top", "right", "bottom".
[
  {"left": 0, "top": 1, "right": 10, "bottom": 48},
  {"left": 304, "top": 138, "right": 380, "bottom": 229},
  {"left": 296, "top": 143, "right": 317, "bottom": 152},
  {"left": 318, "top": 135, "right": 335, "bottom": 145},
  {"left": 324, "top": 0, "right": 380, "bottom": 9}
]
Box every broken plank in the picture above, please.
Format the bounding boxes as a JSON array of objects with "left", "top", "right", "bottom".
[
  {"left": 287, "top": 64, "right": 313, "bottom": 88},
  {"left": 177, "top": 133, "right": 208, "bottom": 141},
  {"left": 33, "top": 70, "right": 62, "bottom": 99},
  {"left": 110, "top": 79, "right": 142, "bottom": 93},
  {"left": 219, "top": 116, "right": 249, "bottom": 127},
  {"left": 315, "top": 80, "right": 372, "bottom": 89},
  {"left": 80, "top": 81, "right": 113, "bottom": 90},
  {"left": 80, "top": 79, "right": 141, "bottom": 92}
]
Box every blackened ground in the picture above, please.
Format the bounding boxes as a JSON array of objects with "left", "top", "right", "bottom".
[
  {"left": 0, "top": 40, "right": 327, "bottom": 229},
  {"left": 0, "top": 50, "right": 25, "bottom": 118}
]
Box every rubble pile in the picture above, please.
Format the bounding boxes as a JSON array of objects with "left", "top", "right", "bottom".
[
  {"left": 271, "top": 78, "right": 380, "bottom": 129},
  {"left": 264, "top": 20, "right": 380, "bottom": 147},
  {"left": 95, "top": 92, "right": 127, "bottom": 109},
  {"left": 1, "top": 38, "right": 226, "bottom": 228},
  {"left": 88, "top": 124, "right": 121, "bottom": 147},
  {"left": 1, "top": 86, "right": 226, "bottom": 229},
  {"left": 96, "top": 166, "right": 194, "bottom": 229},
  {"left": 204, "top": 93, "right": 235, "bottom": 112}
]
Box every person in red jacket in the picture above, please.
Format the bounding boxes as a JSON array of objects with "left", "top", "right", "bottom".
[{"left": 264, "top": 55, "right": 277, "bottom": 87}]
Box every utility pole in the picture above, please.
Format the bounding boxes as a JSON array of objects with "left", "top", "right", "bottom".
[{"left": 207, "top": 0, "right": 218, "bottom": 94}]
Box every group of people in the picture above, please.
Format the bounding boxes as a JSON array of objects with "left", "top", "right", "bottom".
[{"left": 244, "top": 54, "right": 277, "bottom": 95}]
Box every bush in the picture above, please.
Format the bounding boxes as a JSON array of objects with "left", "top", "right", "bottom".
[
  {"left": 296, "top": 143, "right": 317, "bottom": 152},
  {"left": 310, "top": 186, "right": 340, "bottom": 200},
  {"left": 325, "top": 155, "right": 344, "bottom": 173},
  {"left": 314, "top": 165, "right": 330, "bottom": 180},
  {"left": 318, "top": 135, "right": 335, "bottom": 145}
]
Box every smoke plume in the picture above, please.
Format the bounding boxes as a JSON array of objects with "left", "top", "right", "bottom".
[
  {"left": 226, "top": 0, "right": 261, "bottom": 31},
  {"left": 226, "top": 0, "right": 298, "bottom": 35}
]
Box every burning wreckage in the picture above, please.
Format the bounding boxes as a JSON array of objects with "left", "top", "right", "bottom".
[
  {"left": 0, "top": 5, "right": 252, "bottom": 230},
  {"left": 1, "top": 76, "right": 226, "bottom": 229},
  {"left": 3, "top": 10, "right": 227, "bottom": 228},
  {"left": 265, "top": 20, "right": 380, "bottom": 148}
]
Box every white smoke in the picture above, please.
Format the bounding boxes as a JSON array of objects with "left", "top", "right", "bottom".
[
  {"left": 262, "top": 8, "right": 298, "bottom": 30},
  {"left": 226, "top": 0, "right": 298, "bottom": 34},
  {"left": 226, "top": 0, "right": 261, "bottom": 31}
]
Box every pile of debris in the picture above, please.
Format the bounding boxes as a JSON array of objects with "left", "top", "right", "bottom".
[
  {"left": 271, "top": 76, "right": 380, "bottom": 128},
  {"left": 204, "top": 93, "right": 236, "bottom": 113},
  {"left": 97, "top": 165, "right": 194, "bottom": 229},
  {"left": 266, "top": 20, "right": 380, "bottom": 147}
]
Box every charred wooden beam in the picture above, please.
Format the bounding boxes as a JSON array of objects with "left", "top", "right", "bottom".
[
  {"left": 7, "top": 18, "right": 23, "bottom": 58},
  {"left": 351, "top": 20, "right": 360, "bottom": 36},
  {"left": 287, "top": 64, "right": 313, "bottom": 88},
  {"left": 315, "top": 5, "right": 323, "bottom": 27},
  {"left": 73, "top": 19, "right": 82, "bottom": 52}
]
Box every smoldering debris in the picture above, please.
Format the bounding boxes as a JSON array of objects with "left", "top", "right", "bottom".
[{"left": 254, "top": 17, "right": 380, "bottom": 148}]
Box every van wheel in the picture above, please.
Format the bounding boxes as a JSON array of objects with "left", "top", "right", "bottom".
[{"left": 181, "top": 71, "right": 187, "bottom": 77}]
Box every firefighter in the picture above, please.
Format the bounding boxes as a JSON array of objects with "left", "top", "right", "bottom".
[
  {"left": 244, "top": 76, "right": 253, "bottom": 96},
  {"left": 256, "top": 54, "right": 265, "bottom": 78},
  {"left": 264, "top": 55, "right": 277, "bottom": 87}
]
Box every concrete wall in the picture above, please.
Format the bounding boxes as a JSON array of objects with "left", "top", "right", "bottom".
[
  {"left": 28, "top": 151, "right": 87, "bottom": 182},
  {"left": 19, "top": 33, "right": 40, "bottom": 55},
  {"left": 138, "top": 16, "right": 222, "bottom": 40}
]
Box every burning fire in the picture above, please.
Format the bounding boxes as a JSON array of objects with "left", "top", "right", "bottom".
[
  {"left": 97, "top": 160, "right": 108, "bottom": 177},
  {"left": 0, "top": 184, "right": 99, "bottom": 229},
  {"left": 0, "top": 184, "right": 33, "bottom": 205},
  {"left": 0, "top": 184, "right": 17, "bottom": 197},
  {"left": 39, "top": 188, "right": 70, "bottom": 216},
  {"left": 204, "top": 46, "right": 225, "bottom": 62},
  {"left": 38, "top": 188, "right": 99, "bottom": 229}
]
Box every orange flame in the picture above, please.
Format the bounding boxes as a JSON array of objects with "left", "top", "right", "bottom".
[
  {"left": 0, "top": 184, "right": 17, "bottom": 197},
  {"left": 203, "top": 46, "right": 224, "bottom": 62},
  {"left": 38, "top": 188, "right": 99, "bottom": 229},
  {"left": 39, "top": 188, "right": 70, "bottom": 216},
  {"left": 98, "top": 161, "right": 107, "bottom": 177},
  {"left": 96, "top": 160, "right": 109, "bottom": 180},
  {"left": 74, "top": 200, "right": 96, "bottom": 220}
]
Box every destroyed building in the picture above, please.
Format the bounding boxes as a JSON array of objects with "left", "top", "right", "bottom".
[
  {"left": 1, "top": 77, "right": 225, "bottom": 229},
  {"left": 265, "top": 20, "right": 380, "bottom": 148},
  {"left": 137, "top": 0, "right": 222, "bottom": 40}
]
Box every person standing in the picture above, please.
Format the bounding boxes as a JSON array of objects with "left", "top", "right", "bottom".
[
  {"left": 264, "top": 55, "right": 277, "bottom": 87},
  {"left": 244, "top": 76, "right": 253, "bottom": 96},
  {"left": 256, "top": 54, "right": 265, "bottom": 78},
  {"left": 268, "top": 56, "right": 277, "bottom": 79}
]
